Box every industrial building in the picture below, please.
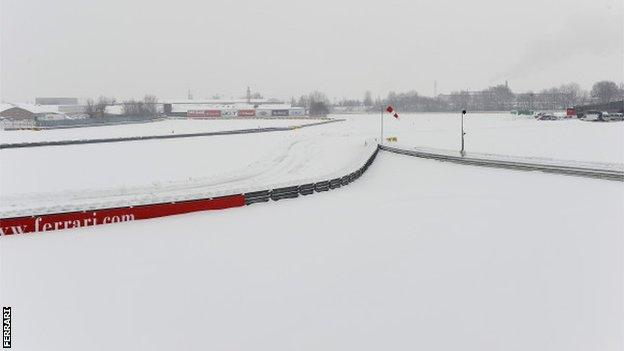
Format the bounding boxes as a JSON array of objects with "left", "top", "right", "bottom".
[
  {"left": 0, "top": 104, "right": 68, "bottom": 129},
  {"left": 34, "top": 97, "right": 79, "bottom": 105},
  {"left": 163, "top": 100, "right": 306, "bottom": 118}
]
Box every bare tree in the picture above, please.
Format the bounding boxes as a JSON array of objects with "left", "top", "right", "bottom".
[
  {"left": 363, "top": 91, "right": 373, "bottom": 107},
  {"left": 85, "top": 96, "right": 114, "bottom": 117},
  {"left": 143, "top": 95, "right": 158, "bottom": 116},
  {"left": 85, "top": 98, "right": 96, "bottom": 117},
  {"left": 308, "top": 91, "right": 330, "bottom": 117},
  {"left": 122, "top": 95, "right": 159, "bottom": 116},
  {"left": 591, "top": 81, "right": 620, "bottom": 103}
]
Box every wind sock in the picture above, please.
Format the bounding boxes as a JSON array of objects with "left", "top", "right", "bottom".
[{"left": 386, "top": 106, "right": 399, "bottom": 119}]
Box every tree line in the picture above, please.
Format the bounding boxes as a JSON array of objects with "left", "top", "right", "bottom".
[
  {"left": 85, "top": 95, "right": 159, "bottom": 117},
  {"left": 335, "top": 80, "right": 623, "bottom": 112}
]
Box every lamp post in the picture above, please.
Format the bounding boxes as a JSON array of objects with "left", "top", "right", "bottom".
[{"left": 461, "top": 109, "right": 467, "bottom": 156}]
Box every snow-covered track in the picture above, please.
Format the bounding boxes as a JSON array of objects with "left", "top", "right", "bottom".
[
  {"left": 0, "top": 119, "right": 343, "bottom": 149},
  {"left": 380, "top": 144, "right": 624, "bottom": 181},
  {"left": 0, "top": 141, "right": 379, "bottom": 235}
]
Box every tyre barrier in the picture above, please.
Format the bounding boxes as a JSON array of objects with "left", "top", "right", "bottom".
[
  {"left": 0, "top": 146, "right": 379, "bottom": 235},
  {"left": 245, "top": 147, "right": 379, "bottom": 206}
]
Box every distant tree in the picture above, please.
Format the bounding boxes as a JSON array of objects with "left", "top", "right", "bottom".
[
  {"left": 591, "top": 81, "right": 620, "bottom": 103},
  {"left": 484, "top": 84, "right": 514, "bottom": 110},
  {"left": 295, "top": 95, "right": 309, "bottom": 108},
  {"left": 308, "top": 91, "right": 330, "bottom": 117},
  {"left": 337, "top": 99, "right": 361, "bottom": 107},
  {"left": 515, "top": 92, "right": 534, "bottom": 110},
  {"left": 86, "top": 96, "right": 114, "bottom": 117},
  {"left": 449, "top": 91, "right": 470, "bottom": 111},
  {"left": 363, "top": 91, "right": 373, "bottom": 107},
  {"left": 85, "top": 98, "right": 96, "bottom": 117},
  {"left": 122, "top": 95, "right": 158, "bottom": 116},
  {"left": 558, "top": 82, "right": 584, "bottom": 107},
  {"left": 143, "top": 95, "right": 158, "bottom": 116}
]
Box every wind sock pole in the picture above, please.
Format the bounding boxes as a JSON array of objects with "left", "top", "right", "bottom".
[
  {"left": 461, "top": 109, "right": 466, "bottom": 156},
  {"left": 380, "top": 106, "right": 384, "bottom": 145}
]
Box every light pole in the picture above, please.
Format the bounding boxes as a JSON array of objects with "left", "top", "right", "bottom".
[{"left": 461, "top": 109, "right": 466, "bottom": 156}]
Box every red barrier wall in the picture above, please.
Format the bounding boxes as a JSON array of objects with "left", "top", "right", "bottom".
[
  {"left": 0, "top": 195, "right": 245, "bottom": 235},
  {"left": 187, "top": 110, "right": 222, "bottom": 118},
  {"left": 238, "top": 109, "right": 256, "bottom": 117}
]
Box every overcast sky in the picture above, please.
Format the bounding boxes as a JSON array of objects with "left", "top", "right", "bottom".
[{"left": 1, "top": 0, "right": 622, "bottom": 102}]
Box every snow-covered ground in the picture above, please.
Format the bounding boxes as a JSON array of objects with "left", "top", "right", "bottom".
[
  {"left": 3, "top": 113, "right": 622, "bottom": 164},
  {"left": 0, "top": 132, "right": 373, "bottom": 216},
  {"left": 345, "top": 112, "right": 624, "bottom": 164},
  {"left": 1, "top": 112, "right": 623, "bottom": 215},
  {"left": 1, "top": 113, "right": 623, "bottom": 350},
  {"left": 0, "top": 118, "right": 324, "bottom": 144},
  {"left": 1, "top": 152, "right": 622, "bottom": 350}
]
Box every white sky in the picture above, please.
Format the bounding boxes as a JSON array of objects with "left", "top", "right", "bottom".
[{"left": 1, "top": 0, "right": 623, "bottom": 102}]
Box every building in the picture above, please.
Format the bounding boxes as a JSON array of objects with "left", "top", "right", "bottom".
[
  {"left": 165, "top": 101, "right": 307, "bottom": 118},
  {"left": 0, "top": 106, "right": 36, "bottom": 120},
  {"left": 0, "top": 104, "right": 70, "bottom": 130},
  {"left": 162, "top": 98, "right": 287, "bottom": 116},
  {"left": 574, "top": 100, "right": 624, "bottom": 117},
  {"left": 35, "top": 97, "right": 79, "bottom": 105},
  {"left": 0, "top": 105, "right": 37, "bottom": 129}
]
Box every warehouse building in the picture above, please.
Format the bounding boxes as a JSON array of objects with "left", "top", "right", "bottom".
[
  {"left": 35, "top": 97, "right": 79, "bottom": 105},
  {"left": 165, "top": 101, "right": 306, "bottom": 118},
  {"left": 0, "top": 105, "right": 35, "bottom": 120},
  {"left": 0, "top": 104, "right": 68, "bottom": 129}
]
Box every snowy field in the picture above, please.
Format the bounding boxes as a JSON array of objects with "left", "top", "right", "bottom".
[
  {"left": 2, "top": 113, "right": 622, "bottom": 214},
  {"left": 347, "top": 112, "right": 624, "bottom": 164},
  {"left": 1, "top": 152, "right": 622, "bottom": 350},
  {"left": 0, "top": 131, "right": 371, "bottom": 216},
  {"left": 1, "top": 113, "right": 623, "bottom": 350},
  {"left": 0, "top": 118, "right": 325, "bottom": 144}
]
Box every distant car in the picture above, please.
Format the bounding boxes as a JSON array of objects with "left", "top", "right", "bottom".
[
  {"left": 608, "top": 112, "right": 624, "bottom": 121},
  {"left": 535, "top": 112, "right": 558, "bottom": 120},
  {"left": 580, "top": 110, "right": 605, "bottom": 121}
]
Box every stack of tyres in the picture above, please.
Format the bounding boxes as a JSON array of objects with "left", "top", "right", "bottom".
[
  {"left": 244, "top": 190, "right": 271, "bottom": 205},
  {"left": 270, "top": 186, "right": 299, "bottom": 201},
  {"left": 244, "top": 146, "right": 379, "bottom": 205},
  {"left": 329, "top": 178, "right": 342, "bottom": 189},
  {"left": 314, "top": 181, "right": 330, "bottom": 192},
  {"left": 299, "top": 183, "right": 315, "bottom": 195},
  {"left": 341, "top": 175, "right": 350, "bottom": 186}
]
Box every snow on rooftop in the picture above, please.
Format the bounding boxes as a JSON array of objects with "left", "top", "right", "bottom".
[
  {"left": 162, "top": 98, "right": 284, "bottom": 105},
  {"left": 1, "top": 103, "right": 62, "bottom": 114},
  {"left": 0, "top": 103, "right": 16, "bottom": 113},
  {"left": 171, "top": 103, "right": 294, "bottom": 112}
]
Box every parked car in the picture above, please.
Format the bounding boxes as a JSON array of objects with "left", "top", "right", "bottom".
[
  {"left": 535, "top": 112, "right": 558, "bottom": 120},
  {"left": 579, "top": 110, "right": 606, "bottom": 121},
  {"left": 607, "top": 112, "right": 624, "bottom": 121}
]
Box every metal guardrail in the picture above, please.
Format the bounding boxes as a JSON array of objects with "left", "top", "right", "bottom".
[
  {"left": 379, "top": 144, "right": 624, "bottom": 182},
  {"left": 0, "top": 119, "right": 344, "bottom": 150}
]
